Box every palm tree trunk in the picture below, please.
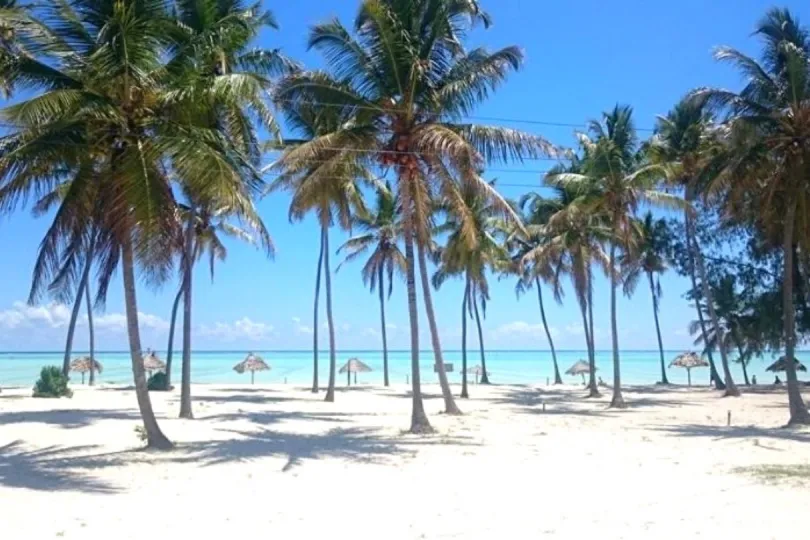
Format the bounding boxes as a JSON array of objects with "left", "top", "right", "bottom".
[
  {"left": 121, "top": 235, "right": 172, "bottom": 449},
  {"left": 165, "top": 286, "right": 183, "bottom": 389},
  {"left": 579, "top": 299, "right": 599, "bottom": 396},
  {"left": 179, "top": 208, "right": 195, "bottom": 419},
  {"left": 62, "top": 246, "right": 94, "bottom": 377},
  {"left": 687, "top": 210, "right": 739, "bottom": 397},
  {"left": 782, "top": 201, "right": 810, "bottom": 425},
  {"left": 608, "top": 240, "right": 626, "bottom": 408},
  {"left": 461, "top": 275, "right": 470, "bottom": 399},
  {"left": 416, "top": 235, "right": 462, "bottom": 415},
  {"left": 312, "top": 230, "right": 325, "bottom": 393},
  {"left": 402, "top": 188, "right": 432, "bottom": 433},
  {"left": 378, "top": 265, "right": 390, "bottom": 387},
  {"left": 472, "top": 289, "right": 489, "bottom": 385},
  {"left": 734, "top": 343, "right": 750, "bottom": 386},
  {"left": 648, "top": 272, "right": 669, "bottom": 385},
  {"left": 684, "top": 202, "right": 724, "bottom": 389},
  {"left": 323, "top": 225, "right": 337, "bottom": 403},
  {"left": 586, "top": 275, "right": 600, "bottom": 397},
  {"left": 85, "top": 281, "right": 95, "bottom": 386},
  {"left": 535, "top": 276, "right": 562, "bottom": 384}
]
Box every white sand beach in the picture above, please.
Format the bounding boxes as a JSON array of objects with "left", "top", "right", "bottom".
[{"left": 1, "top": 383, "right": 809, "bottom": 539}]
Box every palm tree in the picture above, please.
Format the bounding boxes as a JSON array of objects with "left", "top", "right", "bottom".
[
  {"left": 622, "top": 212, "right": 670, "bottom": 385},
  {"left": 166, "top": 202, "right": 270, "bottom": 406},
  {"left": 269, "top": 103, "right": 368, "bottom": 403},
  {"left": 338, "top": 183, "right": 406, "bottom": 387},
  {"left": 171, "top": 0, "right": 287, "bottom": 417},
  {"left": 548, "top": 105, "right": 682, "bottom": 408},
  {"left": 1, "top": 1, "right": 271, "bottom": 448},
  {"left": 688, "top": 275, "right": 751, "bottom": 385},
  {"left": 693, "top": 8, "right": 810, "bottom": 422},
  {"left": 525, "top": 183, "right": 610, "bottom": 397},
  {"left": 648, "top": 97, "right": 736, "bottom": 394},
  {"left": 433, "top": 180, "right": 509, "bottom": 396},
  {"left": 511, "top": 191, "right": 567, "bottom": 384},
  {"left": 273, "top": 0, "right": 552, "bottom": 431}
]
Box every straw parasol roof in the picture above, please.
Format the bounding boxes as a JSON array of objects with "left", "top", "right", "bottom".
[
  {"left": 669, "top": 351, "right": 708, "bottom": 369},
  {"left": 565, "top": 359, "right": 592, "bottom": 376},
  {"left": 766, "top": 356, "right": 807, "bottom": 373},
  {"left": 669, "top": 351, "right": 708, "bottom": 387},
  {"left": 69, "top": 356, "right": 103, "bottom": 375},
  {"left": 142, "top": 350, "right": 166, "bottom": 374},
  {"left": 339, "top": 357, "right": 372, "bottom": 386},
  {"left": 233, "top": 353, "right": 270, "bottom": 383}
]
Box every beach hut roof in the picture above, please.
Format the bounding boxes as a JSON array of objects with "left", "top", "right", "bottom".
[
  {"left": 339, "top": 358, "right": 372, "bottom": 374},
  {"left": 565, "top": 360, "right": 593, "bottom": 376},
  {"left": 233, "top": 353, "right": 271, "bottom": 374},
  {"left": 142, "top": 351, "right": 166, "bottom": 372},
  {"left": 465, "top": 365, "right": 486, "bottom": 375},
  {"left": 669, "top": 351, "right": 708, "bottom": 369},
  {"left": 766, "top": 356, "right": 807, "bottom": 373},
  {"left": 69, "top": 356, "right": 103, "bottom": 374}
]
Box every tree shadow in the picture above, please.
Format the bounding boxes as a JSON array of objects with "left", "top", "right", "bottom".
[
  {"left": 173, "top": 427, "right": 479, "bottom": 472},
  {"left": 0, "top": 409, "right": 141, "bottom": 428},
  {"left": 0, "top": 441, "right": 119, "bottom": 493},
  {"left": 651, "top": 423, "right": 810, "bottom": 443},
  {"left": 203, "top": 410, "right": 362, "bottom": 426},
  {"left": 180, "top": 394, "right": 299, "bottom": 406}
]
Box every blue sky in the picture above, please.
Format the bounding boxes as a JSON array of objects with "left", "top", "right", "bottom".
[{"left": 0, "top": 0, "right": 805, "bottom": 352}]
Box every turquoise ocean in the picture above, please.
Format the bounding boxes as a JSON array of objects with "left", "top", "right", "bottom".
[{"left": 1, "top": 349, "right": 806, "bottom": 387}]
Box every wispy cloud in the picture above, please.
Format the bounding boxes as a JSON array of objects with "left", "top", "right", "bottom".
[{"left": 198, "top": 317, "right": 274, "bottom": 342}]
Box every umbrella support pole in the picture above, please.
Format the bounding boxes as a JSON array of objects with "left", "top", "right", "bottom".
[
  {"left": 347, "top": 370, "right": 351, "bottom": 387},
  {"left": 251, "top": 371, "right": 255, "bottom": 385}
]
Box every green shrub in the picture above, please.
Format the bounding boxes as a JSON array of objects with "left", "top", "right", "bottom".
[
  {"left": 147, "top": 372, "right": 172, "bottom": 391},
  {"left": 33, "top": 366, "right": 73, "bottom": 398}
]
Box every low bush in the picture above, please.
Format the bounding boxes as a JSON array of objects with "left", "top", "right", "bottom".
[
  {"left": 147, "top": 372, "right": 172, "bottom": 391},
  {"left": 33, "top": 366, "right": 73, "bottom": 398}
]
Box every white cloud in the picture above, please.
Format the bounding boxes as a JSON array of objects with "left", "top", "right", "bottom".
[
  {"left": 291, "top": 316, "right": 301, "bottom": 324},
  {"left": 198, "top": 317, "right": 273, "bottom": 342},
  {"left": 493, "top": 320, "right": 557, "bottom": 339},
  {"left": 386, "top": 323, "right": 397, "bottom": 330},
  {"left": 341, "top": 323, "right": 351, "bottom": 332},
  {"left": 565, "top": 323, "right": 584, "bottom": 335},
  {"left": 95, "top": 312, "right": 169, "bottom": 333},
  {"left": 0, "top": 301, "right": 72, "bottom": 330},
  {"left": 362, "top": 327, "right": 379, "bottom": 338},
  {"left": 293, "top": 317, "right": 313, "bottom": 335}
]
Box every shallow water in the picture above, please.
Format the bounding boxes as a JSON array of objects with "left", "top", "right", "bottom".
[{"left": 1, "top": 349, "right": 804, "bottom": 388}]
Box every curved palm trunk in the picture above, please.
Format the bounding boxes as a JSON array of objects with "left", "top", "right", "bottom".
[
  {"left": 472, "top": 290, "right": 489, "bottom": 385},
  {"left": 684, "top": 203, "right": 724, "bottom": 389},
  {"left": 734, "top": 342, "right": 750, "bottom": 386},
  {"left": 608, "top": 241, "right": 626, "bottom": 408},
  {"left": 85, "top": 282, "right": 96, "bottom": 386},
  {"left": 687, "top": 213, "right": 739, "bottom": 397},
  {"left": 323, "top": 225, "right": 337, "bottom": 403},
  {"left": 586, "top": 276, "right": 600, "bottom": 397},
  {"left": 121, "top": 236, "right": 172, "bottom": 449},
  {"left": 782, "top": 202, "right": 810, "bottom": 425},
  {"left": 461, "top": 275, "right": 470, "bottom": 398},
  {"left": 62, "top": 244, "right": 94, "bottom": 377},
  {"left": 402, "top": 195, "right": 432, "bottom": 433},
  {"left": 179, "top": 209, "right": 195, "bottom": 419},
  {"left": 536, "top": 277, "right": 562, "bottom": 384},
  {"left": 312, "top": 231, "right": 325, "bottom": 393},
  {"left": 648, "top": 272, "right": 669, "bottom": 385},
  {"left": 164, "top": 286, "right": 183, "bottom": 389},
  {"left": 378, "top": 265, "right": 390, "bottom": 387},
  {"left": 416, "top": 235, "right": 462, "bottom": 415}
]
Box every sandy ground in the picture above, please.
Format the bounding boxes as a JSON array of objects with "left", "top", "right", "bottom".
[{"left": 1, "top": 381, "right": 809, "bottom": 539}]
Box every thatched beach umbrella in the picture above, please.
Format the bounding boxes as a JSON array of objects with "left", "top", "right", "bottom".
[
  {"left": 669, "top": 351, "right": 708, "bottom": 387},
  {"left": 142, "top": 350, "right": 166, "bottom": 377},
  {"left": 465, "top": 365, "right": 488, "bottom": 385},
  {"left": 69, "top": 356, "right": 103, "bottom": 385},
  {"left": 233, "top": 353, "right": 271, "bottom": 384},
  {"left": 565, "top": 359, "right": 593, "bottom": 384},
  {"left": 766, "top": 356, "right": 807, "bottom": 374},
  {"left": 339, "top": 358, "right": 372, "bottom": 386}
]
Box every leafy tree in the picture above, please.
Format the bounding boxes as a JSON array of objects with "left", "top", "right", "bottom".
[
  {"left": 694, "top": 7, "right": 810, "bottom": 422},
  {"left": 338, "top": 183, "right": 406, "bottom": 387},
  {"left": 273, "top": 0, "right": 552, "bottom": 431}
]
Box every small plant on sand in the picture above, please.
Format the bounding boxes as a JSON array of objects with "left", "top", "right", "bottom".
[
  {"left": 32, "top": 366, "right": 72, "bottom": 398},
  {"left": 732, "top": 464, "right": 810, "bottom": 486},
  {"left": 147, "top": 372, "right": 172, "bottom": 392},
  {"left": 134, "top": 425, "right": 148, "bottom": 444}
]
